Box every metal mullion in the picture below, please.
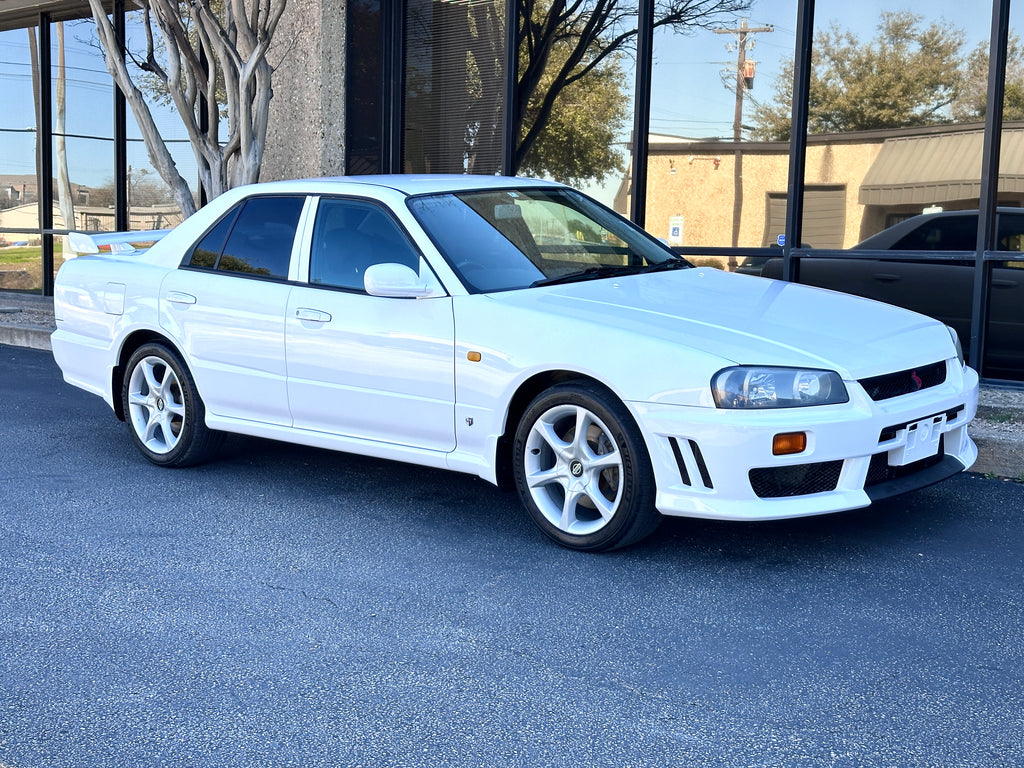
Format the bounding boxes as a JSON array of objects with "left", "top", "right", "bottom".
[
  {"left": 502, "top": 0, "right": 517, "bottom": 176},
  {"left": 114, "top": 0, "right": 129, "bottom": 229},
  {"left": 383, "top": 0, "right": 405, "bottom": 174},
  {"left": 38, "top": 14, "right": 54, "bottom": 296},
  {"left": 628, "top": 0, "right": 653, "bottom": 227},
  {"left": 782, "top": 0, "right": 814, "bottom": 283},
  {"left": 970, "top": 0, "right": 1010, "bottom": 373},
  {"left": 789, "top": 249, "right": 978, "bottom": 264}
]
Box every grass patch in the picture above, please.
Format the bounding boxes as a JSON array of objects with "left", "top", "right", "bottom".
[
  {"left": 976, "top": 405, "right": 1024, "bottom": 425},
  {"left": 0, "top": 243, "right": 64, "bottom": 271}
]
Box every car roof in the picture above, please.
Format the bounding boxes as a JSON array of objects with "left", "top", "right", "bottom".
[{"left": 234, "top": 174, "right": 566, "bottom": 198}]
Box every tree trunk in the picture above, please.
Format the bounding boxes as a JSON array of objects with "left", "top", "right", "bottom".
[{"left": 55, "top": 23, "right": 77, "bottom": 232}]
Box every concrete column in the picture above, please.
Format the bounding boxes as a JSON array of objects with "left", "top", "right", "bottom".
[{"left": 262, "top": 0, "right": 347, "bottom": 181}]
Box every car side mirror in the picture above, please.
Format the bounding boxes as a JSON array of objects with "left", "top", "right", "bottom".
[{"left": 363, "top": 263, "right": 445, "bottom": 298}]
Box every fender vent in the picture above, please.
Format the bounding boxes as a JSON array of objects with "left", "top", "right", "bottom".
[{"left": 669, "top": 437, "right": 714, "bottom": 490}]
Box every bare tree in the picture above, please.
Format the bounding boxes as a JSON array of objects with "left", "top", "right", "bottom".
[
  {"left": 87, "top": 0, "right": 288, "bottom": 217},
  {"left": 516, "top": 0, "right": 750, "bottom": 172},
  {"left": 27, "top": 24, "right": 76, "bottom": 234},
  {"left": 55, "top": 23, "right": 76, "bottom": 232}
]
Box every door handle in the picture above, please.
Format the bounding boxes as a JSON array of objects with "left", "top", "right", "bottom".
[
  {"left": 166, "top": 291, "right": 197, "bottom": 305},
  {"left": 295, "top": 307, "right": 332, "bottom": 323},
  {"left": 992, "top": 279, "right": 1017, "bottom": 289},
  {"left": 871, "top": 273, "right": 901, "bottom": 282}
]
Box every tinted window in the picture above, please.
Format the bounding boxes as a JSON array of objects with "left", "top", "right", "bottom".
[
  {"left": 309, "top": 198, "right": 420, "bottom": 291},
  {"left": 893, "top": 216, "right": 977, "bottom": 250},
  {"left": 889, "top": 212, "right": 1024, "bottom": 251},
  {"left": 218, "top": 197, "right": 304, "bottom": 278},
  {"left": 997, "top": 213, "right": 1024, "bottom": 252},
  {"left": 187, "top": 210, "right": 238, "bottom": 268}
]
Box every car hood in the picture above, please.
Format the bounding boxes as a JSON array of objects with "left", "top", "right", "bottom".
[{"left": 487, "top": 267, "right": 952, "bottom": 380}]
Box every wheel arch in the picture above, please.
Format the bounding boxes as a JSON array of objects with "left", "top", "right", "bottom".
[
  {"left": 111, "top": 330, "right": 188, "bottom": 421},
  {"left": 494, "top": 369, "right": 626, "bottom": 491}
]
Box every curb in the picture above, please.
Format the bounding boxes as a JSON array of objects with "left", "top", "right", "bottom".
[
  {"left": 0, "top": 293, "right": 55, "bottom": 351},
  {"left": 0, "top": 324, "right": 51, "bottom": 351}
]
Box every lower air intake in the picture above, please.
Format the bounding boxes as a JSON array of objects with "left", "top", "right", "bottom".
[{"left": 749, "top": 460, "right": 844, "bottom": 499}]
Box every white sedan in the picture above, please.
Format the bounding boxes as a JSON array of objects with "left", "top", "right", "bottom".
[{"left": 52, "top": 175, "right": 979, "bottom": 551}]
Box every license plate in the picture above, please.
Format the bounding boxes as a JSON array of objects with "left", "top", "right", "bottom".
[{"left": 889, "top": 414, "right": 945, "bottom": 466}]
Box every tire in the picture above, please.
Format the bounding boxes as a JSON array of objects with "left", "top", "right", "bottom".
[
  {"left": 512, "top": 382, "right": 660, "bottom": 551},
  {"left": 121, "top": 342, "right": 221, "bottom": 467}
]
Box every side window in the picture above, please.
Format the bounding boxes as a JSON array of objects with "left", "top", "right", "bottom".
[
  {"left": 893, "top": 216, "right": 976, "bottom": 250},
  {"left": 997, "top": 213, "right": 1024, "bottom": 253},
  {"left": 309, "top": 198, "right": 421, "bottom": 291},
  {"left": 218, "top": 197, "right": 304, "bottom": 278},
  {"left": 187, "top": 210, "right": 238, "bottom": 268}
]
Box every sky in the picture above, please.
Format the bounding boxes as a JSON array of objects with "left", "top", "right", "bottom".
[
  {"left": 0, "top": 18, "right": 199, "bottom": 192},
  {"left": 0, "top": 0, "right": 1008, "bottom": 196},
  {"left": 646, "top": 0, "right": 998, "bottom": 140}
]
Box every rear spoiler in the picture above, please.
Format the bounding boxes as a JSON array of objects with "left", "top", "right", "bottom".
[{"left": 66, "top": 229, "right": 173, "bottom": 258}]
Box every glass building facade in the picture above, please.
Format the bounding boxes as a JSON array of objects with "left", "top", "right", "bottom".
[{"left": 0, "top": 0, "right": 1021, "bottom": 381}]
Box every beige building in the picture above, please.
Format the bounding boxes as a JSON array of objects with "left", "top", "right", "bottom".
[{"left": 627, "top": 123, "right": 1024, "bottom": 252}]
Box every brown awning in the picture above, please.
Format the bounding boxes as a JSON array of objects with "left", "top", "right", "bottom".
[
  {"left": 860, "top": 128, "right": 1024, "bottom": 206},
  {"left": 0, "top": 1, "right": 108, "bottom": 32}
]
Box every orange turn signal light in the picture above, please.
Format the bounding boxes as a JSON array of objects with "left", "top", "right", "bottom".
[
  {"left": 467, "top": 351, "right": 482, "bottom": 362},
  {"left": 773, "top": 432, "right": 807, "bottom": 456}
]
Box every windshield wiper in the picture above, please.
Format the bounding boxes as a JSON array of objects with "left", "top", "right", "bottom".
[
  {"left": 639, "top": 257, "right": 691, "bottom": 273},
  {"left": 530, "top": 257, "right": 690, "bottom": 288},
  {"left": 530, "top": 265, "right": 639, "bottom": 288}
]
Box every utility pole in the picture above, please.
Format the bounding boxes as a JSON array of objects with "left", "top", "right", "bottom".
[
  {"left": 714, "top": 19, "right": 773, "bottom": 252},
  {"left": 714, "top": 19, "right": 774, "bottom": 142}
]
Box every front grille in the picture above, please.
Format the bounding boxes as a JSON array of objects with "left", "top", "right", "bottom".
[
  {"left": 749, "top": 461, "right": 843, "bottom": 499},
  {"left": 859, "top": 361, "right": 946, "bottom": 401},
  {"left": 865, "top": 436, "right": 945, "bottom": 487}
]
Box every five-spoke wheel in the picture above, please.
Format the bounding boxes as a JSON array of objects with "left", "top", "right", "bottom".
[
  {"left": 127, "top": 354, "right": 186, "bottom": 455},
  {"left": 122, "top": 343, "right": 220, "bottom": 467},
  {"left": 513, "top": 382, "right": 659, "bottom": 551}
]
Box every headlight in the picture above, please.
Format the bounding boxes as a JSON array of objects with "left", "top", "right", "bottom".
[
  {"left": 946, "top": 325, "right": 965, "bottom": 366},
  {"left": 712, "top": 366, "right": 849, "bottom": 409}
]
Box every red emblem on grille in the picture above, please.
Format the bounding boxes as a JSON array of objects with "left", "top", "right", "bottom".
[{"left": 911, "top": 370, "right": 923, "bottom": 390}]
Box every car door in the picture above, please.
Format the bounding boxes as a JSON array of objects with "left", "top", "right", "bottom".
[
  {"left": 285, "top": 196, "right": 456, "bottom": 452},
  {"left": 160, "top": 195, "right": 307, "bottom": 426},
  {"left": 986, "top": 213, "right": 1024, "bottom": 376}
]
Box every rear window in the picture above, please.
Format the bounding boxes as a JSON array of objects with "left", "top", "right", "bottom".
[{"left": 186, "top": 196, "right": 304, "bottom": 279}]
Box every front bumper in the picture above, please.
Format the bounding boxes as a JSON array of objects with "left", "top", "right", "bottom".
[{"left": 629, "top": 359, "right": 979, "bottom": 521}]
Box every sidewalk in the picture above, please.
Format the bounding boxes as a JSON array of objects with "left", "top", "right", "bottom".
[{"left": 3, "top": 290, "right": 1022, "bottom": 479}]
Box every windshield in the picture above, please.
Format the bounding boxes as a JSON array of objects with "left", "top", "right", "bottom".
[{"left": 407, "top": 187, "right": 689, "bottom": 293}]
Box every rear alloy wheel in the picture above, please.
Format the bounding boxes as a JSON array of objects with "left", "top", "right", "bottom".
[
  {"left": 122, "top": 343, "right": 220, "bottom": 467},
  {"left": 513, "top": 382, "right": 659, "bottom": 551}
]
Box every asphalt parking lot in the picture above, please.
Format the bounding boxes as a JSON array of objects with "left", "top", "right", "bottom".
[{"left": 1, "top": 345, "right": 1023, "bottom": 767}]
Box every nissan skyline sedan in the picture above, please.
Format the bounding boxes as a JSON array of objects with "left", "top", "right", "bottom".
[{"left": 52, "top": 175, "right": 979, "bottom": 551}]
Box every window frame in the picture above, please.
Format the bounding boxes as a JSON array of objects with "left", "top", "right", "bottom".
[
  {"left": 301, "top": 194, "right": 442, "bottom": 296},
  {"left": 180, "top": 194, "right": 309, "bottom": 283}
]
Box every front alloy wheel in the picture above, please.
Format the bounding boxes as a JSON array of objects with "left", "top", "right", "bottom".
[{"left": 513, "top": 382, "right": 659, "bottom": 551}]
